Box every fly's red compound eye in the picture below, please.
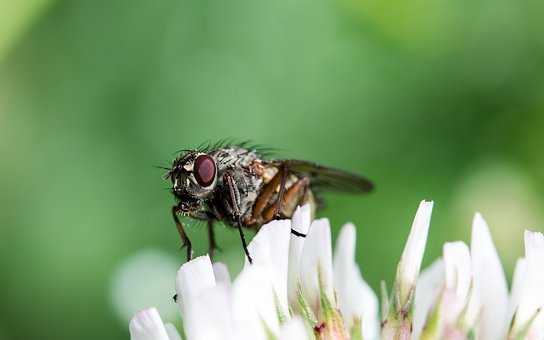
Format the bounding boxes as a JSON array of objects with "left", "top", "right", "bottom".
[{"left": 194, "top": 154, "right": 216, "bottom": 187}]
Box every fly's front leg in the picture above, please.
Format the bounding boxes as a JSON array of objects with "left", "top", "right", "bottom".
[
  {"left": 207, "top": 220, "right": 221, "bottom": 260},
  {"left": 223, "top": 171, "right": 253, "bottom": 264},
  {"left": 172, "top": 205, "right": 192, "bottom": 261}
]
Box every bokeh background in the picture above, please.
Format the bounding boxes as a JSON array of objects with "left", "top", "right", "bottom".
[{"left": 1, "top": 0, "right": 544, "bottom": 339}]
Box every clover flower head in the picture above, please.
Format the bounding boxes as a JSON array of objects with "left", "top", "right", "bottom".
[{"left": 128, "top": 201, "right": 544, "bottom": 340}]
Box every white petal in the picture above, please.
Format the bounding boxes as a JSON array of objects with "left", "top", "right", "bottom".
[
  {"left": 513, "top": 231, "right": 544, "bottom": 335},
  {"left": 278, "top": 316, "right": 309, "bottom": 340},
  {"left": 443, "top": 241, "right": 471, "bottom": 323},
  {"left": 470, "top": 213, "right": 509, "bottom": 339},
  {"left": 232, "top": 264, "right": 280, "bottom": 340},
  {"left": 164, "top": 324, "right": 182, "bottom": 340},
  {"left": 175, "top": 255, "right": 216, "bottom": 314},
  {"left": 213, "top": 262, "right": 231, "bottom": 286},
  {"left": 413, "top": 259, "right": 445, "bottom": 339},
  {"left": 129, "top": 308, "right": 170, "bottom": 340},
  {"left": 291, "top": 204, "right": 312, "bottom": 235},
  {"left": 300, "top": 218, "right": 334, "bottom": 311},
  {"left": 333, "top": 223, "right": 379, "bottom": 340},
  {"left": 184, "top": 283, "right": 235, "bottom": 340},
  {"left": 244, "top": 219, "right": 291, "bottom": 316},
  {"left": 287, "top": 205, "right": 312, "bottom": 308},
  {"left": 508, "top": 258, "right": 527, "bottom": 323},
  {"left": 397, "top": 200, "right": 433, "bottom": 306},
  {"left": 462, "top": 282, "right": 481, "bottom": 332},
  {"left": 528, "top": 312, "right": 544, "bottom": 340}
]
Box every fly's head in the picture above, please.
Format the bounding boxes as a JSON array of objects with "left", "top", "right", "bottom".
[{"left": 165, "top": 151, "right": 218, "bottom": 215}]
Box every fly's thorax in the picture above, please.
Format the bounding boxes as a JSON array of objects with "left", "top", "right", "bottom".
[
  {"left": 210, "top": 147, "right": 261, "bottom": 172},
  {"left": 217, "top": 162, "right": 265, "bottom": 220}
]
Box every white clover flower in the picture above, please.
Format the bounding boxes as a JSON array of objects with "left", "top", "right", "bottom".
[{"left": 128, "top": 201, "right": 544, "bottom": 340}]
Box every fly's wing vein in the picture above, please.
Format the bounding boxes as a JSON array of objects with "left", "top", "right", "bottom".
[{"left": 272, "top": 159, "right": 373, "bottom": 193}]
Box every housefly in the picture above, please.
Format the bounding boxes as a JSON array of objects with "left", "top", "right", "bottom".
[{"left": 164, "top": 141, "right": 373, "bottom": 264}]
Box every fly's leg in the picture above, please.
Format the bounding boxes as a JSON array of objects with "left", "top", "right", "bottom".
[
  {"left": 172, "top": 205, "right": 192, "bottom": 262},
  {"left": 274, "top": 164, "right": 288, "bottom": 218},
  {"left": 207, "top": 220, "right": 221, "bottom": 260},
  {"left": 224, "top": 172, "right": 253, "bottom": 264},
  {"left": 263, "top": 176, "right": 310, "bottom": 223},
  {"left": 284, "top": 176, "right": 310, "bottom": 216},
  {"left": 252, "top": 166, "right": 285, "bottom": 219}
]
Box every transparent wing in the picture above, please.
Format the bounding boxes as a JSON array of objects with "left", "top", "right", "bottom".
[{"left": 274, "top": 159, "right": 374, "bottom": 193}]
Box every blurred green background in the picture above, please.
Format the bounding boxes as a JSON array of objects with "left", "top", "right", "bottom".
[{"left": 1, "top": 0, "right": 543, "bottom": 339}]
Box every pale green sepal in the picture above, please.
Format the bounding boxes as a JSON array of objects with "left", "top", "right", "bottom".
[
  {"left": 381, "top": 316, "right": 412, "bottom": 340},
  {"left": 297, "top": 282, "right": 318, "bottom": 326},
  {"left": 318, "top": 286, "right": 349, "bottom": 339},
  {"left": 274, "top": 292, "right": 288, "bottom": 324},
  {"left": 419, "top": 297, "right": 442, "bottom": 340},
  {"left": 261, "top": 317, "right": 278, "bottom": 340},
  {"left": 508, "top": 308, "right": 542, "bottom": 340},
  {"left": 380, "top": 280, "right": 390, "bottom": 321},
  {"left": 318, "top": 265, "right": 349, "bottom": 339},
  {"left": 466, "top": 328, "right": 477, "bottom": 340},
  {"left": 381, "top": 281, "right": 415, "bottom": 340},
  {"left": 350, "top": 317, "right": 363, "bottom": 340}
]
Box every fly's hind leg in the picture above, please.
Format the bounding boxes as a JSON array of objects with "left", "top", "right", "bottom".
[
  {"left": 291, "top": 177, "right": 311, "bottom": 238},
  {"left": 286, "top": 176, "right": 310, "bottom": 215},
  {"left": 249, "top": 165, "right": 288, "bottom": 225},
  {"left": 262, "top": 176, "right": 310, "bottom": 223},
  {"left": 252, "top": 166, "right": 285, "bottom": 220},
  {"left": 172, "top": 205, "right": 192, "bottom": 262},
  {"left": 274, "top": 164, "right": 288, "bottom": 218}
]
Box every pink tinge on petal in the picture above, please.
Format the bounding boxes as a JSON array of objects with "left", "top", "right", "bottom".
[
  {"left": 443, "top": 325, "right": 467, "bottom": 340},
  {"left": 129, "top": 307, "right": 170, "bottom": 340}
]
